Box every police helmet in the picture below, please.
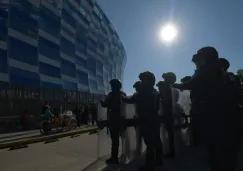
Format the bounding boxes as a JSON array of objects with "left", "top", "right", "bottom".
[
  {"left": 133, "top": 81, "right": 142, "bottom": 89},
  {"left": 109, "top": 79, "right": 122, "bottom": 89},
  {"left": 162, "top": 72, "right": 177, "bottom": 84},
  {"left": 139, "top": 71, "right": 156, "bottom": 86},
  {"left": 218, "top": 58, "right": 230, "bottom": 71},
  {"left": 192, "top": 46, "right": 219, "bottom": 63},
  {"left": 156, "top": 81, "right": 168, "bottom": 88}
]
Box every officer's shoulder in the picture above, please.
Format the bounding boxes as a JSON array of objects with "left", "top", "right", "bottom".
[
  {"left": 121, "top": 91, "right": 127, "bottom": 96},
  {"left": 152, "top": 88, "right": 159, "bottom": 93},
  {"left": 152, "top": 88, "right": 160, "bottom": 95},
  {"left": 132, "top": 92, "right": 139, "bottom": 97}
]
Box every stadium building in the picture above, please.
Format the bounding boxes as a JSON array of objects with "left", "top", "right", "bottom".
[{"left": 0, "top": 0, "right": 127, "bottom": 95}]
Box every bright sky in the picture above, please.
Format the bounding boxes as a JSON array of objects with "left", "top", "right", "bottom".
[{"left": 97, "top": 0, "right": 243, "bottom": 94}]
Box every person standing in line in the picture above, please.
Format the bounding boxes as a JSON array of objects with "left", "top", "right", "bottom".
[
  {"left": 132, "top": 81, "right": 143, "bottom": 157},
  {"left": 123, "top": 71, "right": 162, "bottom": 171},
  {"left": 100, "top": 79, "right": 126, "bottom": 164},
  {"left": 173, "top": 47, "right": 239, "bottom": 171},
  {"left": 158, "top": 72, "right": 177, "bottom": 159}
]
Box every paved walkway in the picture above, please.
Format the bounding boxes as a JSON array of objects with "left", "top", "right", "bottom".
[
  {"left": 0, "top": 130, "right": 38, "bottom": 140},
  {"left": 84, "top": 145, "right": 243, "bottom": 171},
  {"left": 1, "top": 129, "right": 242, "bottom": 171},
  {"left": 0, "top": 133, "right": 107, "bottom": 171},
  {"left": 0, "top": 125, "right": 93, "bottom": 143}
]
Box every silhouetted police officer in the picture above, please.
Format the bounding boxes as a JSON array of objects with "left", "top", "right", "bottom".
[
  {"left": 218, "top": 58, "right": 240, "bottom": 105},
  {"left": 218, "top": 58, "right": 230, "bottom": 72},
  {"left": 219, "top": 58, "right": 243, "bottom": 146},
  {"left": 132, "top": 81, "right": 143, "bottom": 157},
  {"left": 123, "top": 71, "right": 162, "bottom": 171},
  {"left": 100, "top": 79, "right": 126, "bottom": 164},
  {"left": 180, "top": 75, "right": 202, "bottom": 147},
  {"left": 157, "top": 72, "right": 177, "bottom": 159},
  {"left": 133, "top": 81, "right": 142, "bottom": 92},
  {"left": 173, "top": 47, "right": 239, "bottom": 171}
]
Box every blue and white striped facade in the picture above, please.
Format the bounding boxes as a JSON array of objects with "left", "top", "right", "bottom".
[{"left": 0, "top": 0, "right": 126, "bottom": 94}]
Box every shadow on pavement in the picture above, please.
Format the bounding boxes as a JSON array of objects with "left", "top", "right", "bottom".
[
  {"left": 83, "top": 145, "right": 243, "bottom": 171},
  {"left": 102, "top": 158, "right": 144, "bottom": 171}
]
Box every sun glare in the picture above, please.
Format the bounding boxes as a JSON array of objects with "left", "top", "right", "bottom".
[{"left": 159, "top": 24, "right": 178, "bottom": 43}]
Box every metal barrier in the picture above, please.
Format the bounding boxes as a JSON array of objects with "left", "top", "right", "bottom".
[
  {"left": 0, "top": 81, "right": 105, "bottom": 117},
  {"left": 0, "top": 81, "right": 105, "bottom": 132},
  {"left": 95, "top": 89, "right": 192, "bottom": 167}
]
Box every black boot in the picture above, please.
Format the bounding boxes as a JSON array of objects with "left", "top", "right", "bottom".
[
  {"left": 139, "top": 165, "right": 154, "bottom": 171},
  {"left": 155, "top": 160, "right": 163, "bottom": 167},
  {"left": 106, "top": 157, "right": 119, "bottom": 164},
  {"left": 155, "top": 146, "right": 163, "bottom": 166},
  {"left": 164, "top": 153, "right": 175, "bottom": 159}
]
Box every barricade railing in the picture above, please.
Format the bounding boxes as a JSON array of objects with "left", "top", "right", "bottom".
[
  {"left": 0, "top": 81, "right": 105, "bottom": 117},
  {"left": 0, "top": 81, "right": 106, "bottom": 132}
]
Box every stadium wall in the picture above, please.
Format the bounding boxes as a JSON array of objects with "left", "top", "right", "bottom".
[
  {"left": 0, "top": 0, "right": 126, "bottom": 126},
  {"left": 0, "top": 0, "right": 127, "bottom": 95}
]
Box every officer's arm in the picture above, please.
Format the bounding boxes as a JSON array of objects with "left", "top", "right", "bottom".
[
  {"left": 172, "top": 82, "right": 192, "bottom": 90},
  {"left": 156, "top": 93, "right": 161, "bottom": 111},
  {"left": 100, "top": 94, "right": 111, "bottom": 107},
  {"left": 122, "top": 93, "right": 136, "bottom": 104},
  {"left": 173, "top": 71, "right": 201, "bottom": 90}
]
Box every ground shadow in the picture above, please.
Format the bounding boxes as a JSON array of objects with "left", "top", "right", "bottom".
[
  {"left": 81, "top": 144, "right": 243, "bottom": 171},
  {"left": 101, "top": 158, "right": 143, "bottom": 171}
]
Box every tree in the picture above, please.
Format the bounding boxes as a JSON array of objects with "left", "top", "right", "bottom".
[{"left": 237, "top": 69, "right": 243, "bottom": 83}]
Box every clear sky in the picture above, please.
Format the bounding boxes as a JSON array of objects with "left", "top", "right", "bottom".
[{"left": 97, "top": 0, "right": 243, "bottom": 94}]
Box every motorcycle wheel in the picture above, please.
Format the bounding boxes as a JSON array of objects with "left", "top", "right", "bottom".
[{"left": 40, "top": 121, "right": 52, "bottom": 134}]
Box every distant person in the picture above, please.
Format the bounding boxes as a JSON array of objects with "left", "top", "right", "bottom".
[
  {"left": 83, "top": 106, "right": 89, "bottom": 125},
  {"left": 21, "top": 109, "right": 30, "bottom": 130},
  {"left": 43, "top": 104, "right": 53, "bottom": 121},
  {"left": 74, "top": 106, "right": 82, "bottom": 127},
  {"left": 90, "top": 105, "right": 97, "bottom": 126},
  {"left": 42, "top": 101, "right": 49, "bottom": 114}
]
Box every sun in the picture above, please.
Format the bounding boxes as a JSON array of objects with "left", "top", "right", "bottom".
[{"left": 159, "top": 24, "right": 178, "bottom": 43}]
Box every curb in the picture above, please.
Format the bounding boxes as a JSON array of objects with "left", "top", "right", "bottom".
[
  {"left": 0, "top": 130, "right": 38, "bottom": 140},
  {"left": 0, "top": 127, "right": 98, "bottom": 149}
]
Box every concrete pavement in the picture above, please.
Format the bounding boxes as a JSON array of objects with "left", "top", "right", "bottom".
[
  {"left": 0, "top": 133, "right": 109, "bottom": 171},
  {"left": 1, "top": 130, "right": 242, "bottom": 171},
  {"left": 0, "top": 130, "right": 39, "bottom": 140},
  {"left": 0, "top": 125, "right": 94, "bottom": 143},
  {"left": 83, "top": 144, "right": 243, "bottom": 171}
]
